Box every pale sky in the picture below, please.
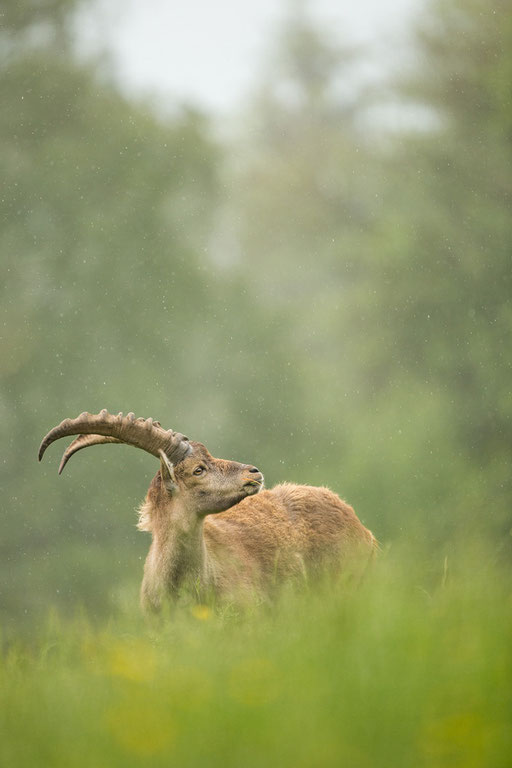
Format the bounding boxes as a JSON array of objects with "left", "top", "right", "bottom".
[{"left": 78, "top": 0, "right": 423, "bottom": 114}]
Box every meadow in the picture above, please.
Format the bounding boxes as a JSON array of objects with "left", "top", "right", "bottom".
[
  {"left": 2, "top": 542, "right": 510, "bottom": 768},
  {"left": 2, "top": 0, "right": 511, "bottom": 764}
]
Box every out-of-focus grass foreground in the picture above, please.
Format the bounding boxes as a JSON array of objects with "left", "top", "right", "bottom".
[{"left": 1, "top": 0, "right": 511, "bottom": 765}]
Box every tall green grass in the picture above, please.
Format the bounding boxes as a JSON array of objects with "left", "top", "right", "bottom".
[{"left": 1, "top": 543, "right": 510, "bottom": 767}]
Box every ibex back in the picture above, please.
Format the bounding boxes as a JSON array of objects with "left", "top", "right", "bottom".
[{"left": 39, "top": 410, "right": 376, "bottom": 612}]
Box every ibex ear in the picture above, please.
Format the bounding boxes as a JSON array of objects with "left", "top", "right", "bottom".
[{"left": 159, "top": 450, "right": 178, "bottom": 493}]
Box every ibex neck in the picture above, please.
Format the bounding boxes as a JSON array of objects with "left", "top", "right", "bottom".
[{"left": 144, "top": 502, "right": 209, "bottom": 606}]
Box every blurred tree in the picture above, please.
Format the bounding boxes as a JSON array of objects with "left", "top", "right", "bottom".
[
  {"left": 215, "top": 7, "right": 380, "bottom": 485},
  {"left": 351, "top": 0, "right": 512, "bottom": 540},
  {"left": 0, "top": 0, "right": 222, "bottom": 628},
  {"left": 235, "top": 5, "right": 373, "bottom": 283},
  {"left": 227, "top": 0, "right": 512, "bottom": 545},
  {"left": 0, "top": 0, "right": 77, "bottom": 35},
  {"left": 221, "top": 8, "right": 395, "bottom": 526}
]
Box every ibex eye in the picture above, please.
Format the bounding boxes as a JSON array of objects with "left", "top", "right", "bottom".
[{"left": 193, "top": 466, "right": 205, "bottom": 476}]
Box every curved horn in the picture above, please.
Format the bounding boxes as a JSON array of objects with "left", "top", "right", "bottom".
[
  {"left": 39, "top": 409, "right": 193, "bottom": 471},
  {"left": 58, "top": 434, "right": 123, "bottom": 475}
]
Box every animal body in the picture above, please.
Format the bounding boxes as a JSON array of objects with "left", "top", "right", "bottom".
[{"left": 39, "top": 410, "right": 376, "bottom": 612}]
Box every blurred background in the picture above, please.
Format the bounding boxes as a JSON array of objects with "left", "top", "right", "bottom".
[{"left": 1, "top": 0, "right": 510, "bottom": 632}]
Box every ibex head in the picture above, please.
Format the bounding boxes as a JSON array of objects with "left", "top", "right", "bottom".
[
  {"left": 38, "top": 410, "right": 264, "bottom": 520},
  {"left": 153, "top": 442, "right": 264, "bottom": 516}
]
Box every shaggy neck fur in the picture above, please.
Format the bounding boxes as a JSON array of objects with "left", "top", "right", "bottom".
[{"left": 138, "top": 480, "right": 211, "bottom": 610}]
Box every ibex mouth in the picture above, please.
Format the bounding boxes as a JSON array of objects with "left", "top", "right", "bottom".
[{"left": 243, "top": 476, "right": 264, "bottom": 494}]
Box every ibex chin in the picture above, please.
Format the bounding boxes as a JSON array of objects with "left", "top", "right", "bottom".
[{"left": 39, "top": 410, "right": 376, "bottom": 612}]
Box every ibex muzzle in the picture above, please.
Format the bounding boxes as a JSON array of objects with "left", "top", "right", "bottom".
[{"left": 40, "top": 409, "right": 376, "bottom": 612}]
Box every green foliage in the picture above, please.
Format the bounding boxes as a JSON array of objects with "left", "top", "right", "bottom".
[
  {"left": 0, "top": 0, "right": 78, "bottom": 36},
  {"left": 1, "top": 549, "right": 511, "bottom": 767},
  {"left": 1, "top": 0, "right": 511, "bottom": 630}
]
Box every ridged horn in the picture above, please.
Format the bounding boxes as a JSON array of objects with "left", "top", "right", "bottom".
[
  {"left": 38, "top": 409, "right": 193, "bottom": 472},
  {"left": 58, "top": 434, "right": 123, "bottom": 475}
]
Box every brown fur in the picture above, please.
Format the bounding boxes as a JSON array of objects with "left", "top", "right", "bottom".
[{"left": 137, "top": 442, "right": 376, "bottom": 612}]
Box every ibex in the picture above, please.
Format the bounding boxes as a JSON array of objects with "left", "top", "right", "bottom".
[{"left": 39, "top": 410, "right": 376, "bottom": 612}]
